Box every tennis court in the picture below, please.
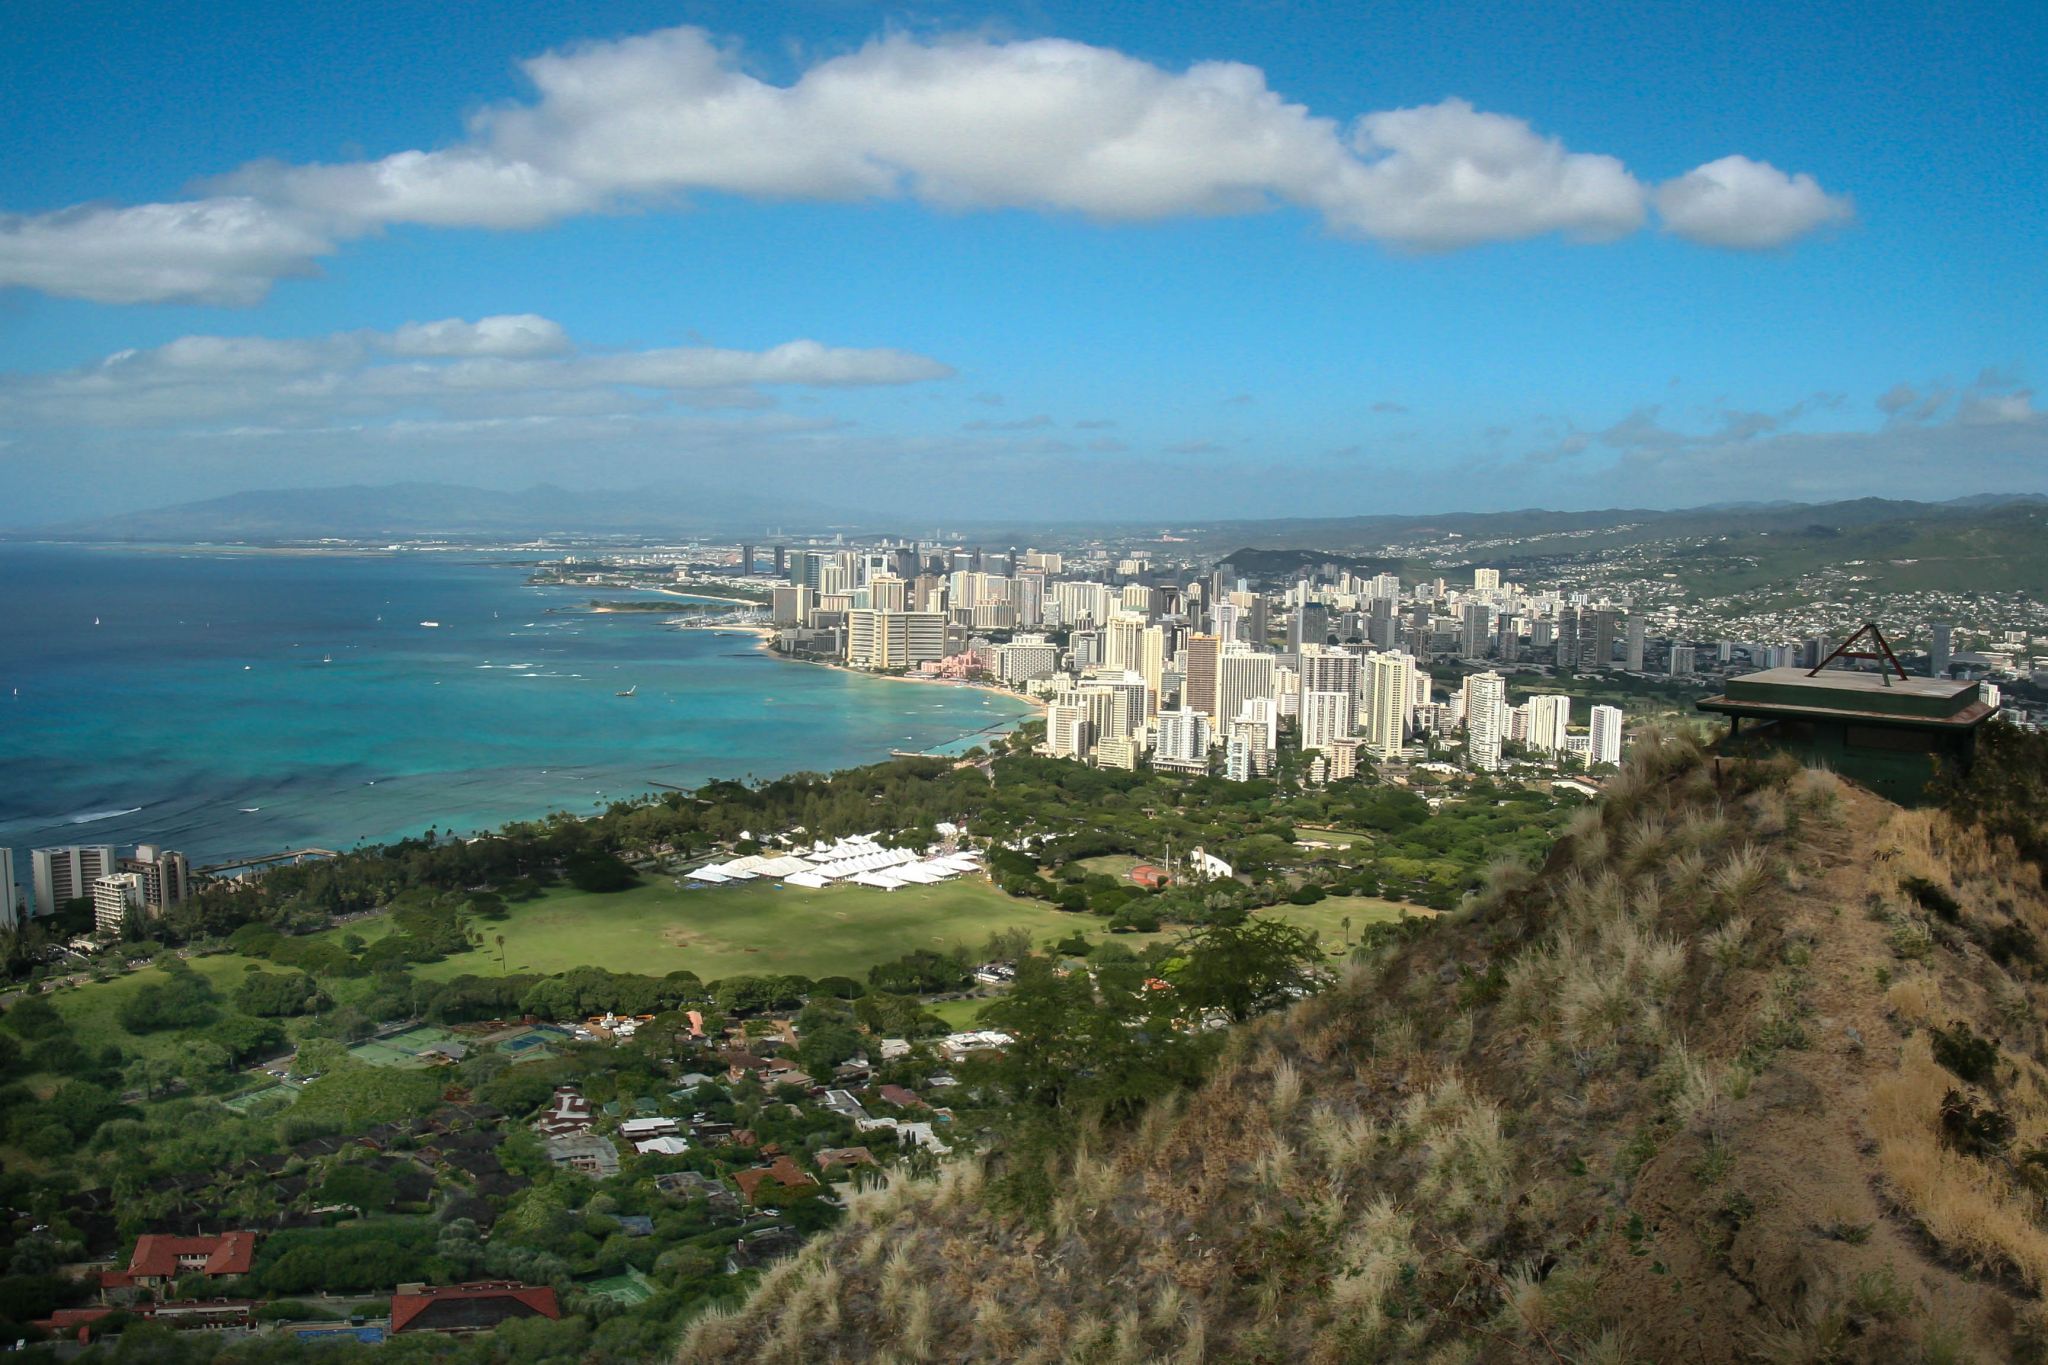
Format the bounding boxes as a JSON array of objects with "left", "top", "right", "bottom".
[{"left": 346, "top": 1025, "right": 468, "bottom": 1069}]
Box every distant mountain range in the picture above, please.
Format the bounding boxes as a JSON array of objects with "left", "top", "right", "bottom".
[
  {"left": 14, "top": 481, "right": 871, "bottom": 541},
  {"left": 10, "top": 483, "right": 2044, "bottom": 553}
]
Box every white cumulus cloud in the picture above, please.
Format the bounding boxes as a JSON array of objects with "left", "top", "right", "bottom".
[
  {"left": 0, "top": 27, "right": 1853, "bottom": 304},
  {"left": 1654, "top": 154, "right": 1853, "bottom": 249}
]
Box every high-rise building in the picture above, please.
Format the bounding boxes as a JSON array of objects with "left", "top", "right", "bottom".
[
  {"left": 1226, "top": 715, "right": 1273, "bottom": 781},
  {"left": 1324, "top": 737, "right": 1364, "bottom": 782},
  {"left": 1154, "top": 709, "right": 1211, "bottom": 773},
  {"left": 1217, "top": 646, "right": 1276, "bottom": 740},
  {"left": 1104, "top": 613, "right": 1146, "bottom": 674},
  {"left": 1288, "top": 602, "right": 1330, "bottom": 652},
  {"left": 993, "top": 635, "right": 1059, "bottom": 684},
  {"left": 790, "top": 550, "right": 827, "bottom": 590},
  {"left": 1668, "top": 641, "right": 1691, "bottom": 676},
  {"left": 1301, "top": 689, "right": 1354, "bottom": 751},
  {"left": 1461, "top": 602, "right": 1490, "bottom": 659},
  {"left": 1182, "top": 633, "right": 1220, "bottom": 717},
  {"left": 1046, "top": 702, "right": 1090, "bottom": 758},
  {"left": 1362, "top": 652, "right": 1414, "bottom": 758},
  {"left": 0, "top": 849, "right": 20, "bottom": 931},
  {"left": 1465, "top": 672, "right": 1507, "bottom": 771},
  {"left": 1588, "top": 704, "right": 1625, "bottom": 767},
  {"left": 1473, "top": 568, "right": 1501, "bottom": 592},
  {"left": 122, "top": 845, "right": 190, "bottom": 913},
  {"left": 32, "top": 845, "right": 115, "bottom": 917},
  {"left": 773, "top": 545, "right": 788, "bottom": 576},
  {"left": 868, "top": 575, "right": 910, "bottom": 613},
  {"left": 1930, "top": 622, "right": 1954, "bottom": 676},
  {"left": 93, "top": 872, "right": 144, "bottom": 937},
  {"left": 739, "top": 543, "right": 754, "bottom": 574},
  {"left": 1524, "top": 694, "right": 1571, "bottom": 754},
  {"left": 845, "top": 611, "right": 946, "bottom": 669},
  {"left": 1626, "top": 619, "right": 1647, "bottom": 671},
  {"left": 1297, "top": 645, "right": 1360, "bottom": 737}
]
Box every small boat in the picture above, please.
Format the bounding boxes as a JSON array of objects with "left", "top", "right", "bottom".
[
  {"left": 616, "top": 685, "right": 638, "bottom": 697},
  {"left": 240, "top": 807, "right": 261, "bottom": 813},
  {"left": 420, "top": 620, "right": 441, "bottom": 628}
]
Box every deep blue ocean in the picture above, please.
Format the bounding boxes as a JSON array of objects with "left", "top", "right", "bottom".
[{"left": 0, "top": 544, "right": 1031, "bottom": 874}]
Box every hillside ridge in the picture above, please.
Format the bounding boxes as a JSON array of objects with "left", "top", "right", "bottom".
[{"left": 681, "top": 738, "right": 2048, "bottom": 1363}]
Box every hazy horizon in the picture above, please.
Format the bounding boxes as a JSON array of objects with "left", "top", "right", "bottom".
[{"left": 3, "top": 2, "right": 2042, "bottom": 525}]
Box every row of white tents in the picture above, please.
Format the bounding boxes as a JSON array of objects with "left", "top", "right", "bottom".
[{"left": 687, "top": 836, "right": 982, "bottom": 892}]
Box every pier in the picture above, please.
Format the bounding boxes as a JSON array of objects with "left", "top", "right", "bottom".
[{"left": 197, "top": 847, "right": 340, "bottom": 878}]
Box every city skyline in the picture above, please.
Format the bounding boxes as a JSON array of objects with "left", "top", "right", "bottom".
[{"left": 2, "top": 0, "right": 2043, "bottom": 524}]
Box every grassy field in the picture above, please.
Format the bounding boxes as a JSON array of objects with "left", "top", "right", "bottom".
[
  {"left": 1294, "top": 826, "right": 1373, "bottom": 845},
  {"left": 408, "top": 877, "right": 1095, "bottom": 983},
  {"left": 334, "top": 877, "right": 1422, "bottom": 985},
  {"left": 37, "top": 952, "right": 359, "bottom": 1068}
]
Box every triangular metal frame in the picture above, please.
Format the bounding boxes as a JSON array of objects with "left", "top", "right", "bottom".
[{"left": 1809, "top": 621, "right": 1908, "bottom": 680}]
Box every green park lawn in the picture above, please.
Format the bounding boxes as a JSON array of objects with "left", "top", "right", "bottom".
[
  {"left": 37, "top": 951, "right": 369, "bottom": 1071},
  {"left": 332, "top": 876, "right": 1421, "bottom": 985}
]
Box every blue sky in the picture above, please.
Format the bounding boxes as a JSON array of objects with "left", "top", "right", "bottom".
[{"left": 1, "top": 0, "right": 2042, "bottom": 523}]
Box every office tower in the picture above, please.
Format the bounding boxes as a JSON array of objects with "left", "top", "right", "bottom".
[
  {"left": 1362, "top": 652, "right": 1413, "bottom": 758},
  {"left": 1212, "top": 599, "right": 1243, "bottom": 644},
  {"left": 1154, "top": 709, "right": 1212, "bottom": 772},
  {"left": 1626, "top": 619, "right": 1647, "bottom": 671},
  {"left": 1589, "top": 704, "right": 1624, "bottom": 767},
  {"left": 1525, "top": 694, "right": 1571, "bottom": 754},
  {"left": 1217, "top": 646, "right": 1276, "bottom": 741},
  {"left": 1014, "top": 570, "right": 1045, "bottom": 627},
  {"left": 1461, "top": 602, "right": 1490, "bottom": 659},
  {"left": 1301, "top": 690, "right": 1353, "bottom": 751},
  {"left": 790, "top": 550, "right": 827, "bottom": 590},
  {"left": 1465, "top": 671, "right": 1507, "bottom": 771},
  {"left": 1182, "top": 633, "right": 1220, "bottom": 716},
  {"left": 1046, "top": 702, "right": 1090, "bottom": 758},
  {"left": 0, "top": 849, "right": 19, "bottom": 931},
  {"left": 1287, "top": 602, "right": 1330, "bottom": 652},
  {"left": 32, "top": 845, "right": 116, "bottom": 917},
  {"left": 739, "top": 543, "right": 754, "bottom": 574},
  {"left": 868, "top": 575, "right": 910, "bottom": 613},
  {"left": 1931, "top": 622, "right": 1953, "bottom": 676},
  {"left": 1237, "top": 593, "right": 1269, "bottom": 645},
  {"left": 1668, "top": 641, "right": 1691, "bottom": 676},
  {"left": 772, "top": 545, "right": 787, "bottom": 576},
  {"left": 845, "top": 611, "right": 947, "bottom": 669},
  {"left": 1494, "top": 615, "right": 1522, "bottom": 663},
  {"left": 122, "top": 845, "right": 190, "bottom": 913},
  {"left": 1070, "top": 628, "right": 1102, "bottom": 672},
  {"left": 1474, "top": 568, "right": 1501, "bottom": 592},
  {"left": 1367, "top": 598, "right": 1396, "bottom": 649}
]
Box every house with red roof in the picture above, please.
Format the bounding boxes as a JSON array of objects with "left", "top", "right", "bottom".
[
  {"left": 732, "top": 1156, "right": 818, "bottom": 1204},
  {"left": 103, "top": 1232, "right": 259, "bottom": 1291},
  {"left": 390, "top": 1282, "right": 561, "bottom": 1334}
]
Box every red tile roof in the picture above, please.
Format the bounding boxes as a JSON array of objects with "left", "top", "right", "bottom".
[
  {"left": 120, "top": 1232, "right": 259, "bottom": 1282},
  {"left": 877, "top": 1084, "right": 927, "bottom": 1109},
  {"left": 390, "top": 1282, "right": 561, "bottom": 1334},
  {"left": 733, "top": 1156, "right": 818, "bottom": 1203}
]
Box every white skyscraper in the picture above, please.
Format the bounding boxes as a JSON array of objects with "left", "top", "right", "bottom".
[
  {"left": 1525, "top": 694, "right": 1572, "bottom": 754},
  {"left": 1046, "top": 702, "right": 1090, "bottom": 758},
  {"left": 1465, "top": 671, "right": 1507, "bottom": 771},
  {"left": 1362, "top": 652, "right": 1414, "bottom": 758},
  {"left": 1216, "top": 646, "right": 1277, "bottom": 746},
  {"left": 1154, "top": 709, "right": 1212, "bottom": 773},
  {"left": 93, "top": 872, "right": 144, "bottom": 937},
  {"left": 1300, "top": 690, "right": 1354, "bottom": 751},
  {"left": 1588, "top": 704, "right": 1625, "bottom": 767}
]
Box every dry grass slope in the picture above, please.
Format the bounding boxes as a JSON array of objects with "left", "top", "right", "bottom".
[{"left": 682, "top": 734, "right": 2048, "bottom": 1364}]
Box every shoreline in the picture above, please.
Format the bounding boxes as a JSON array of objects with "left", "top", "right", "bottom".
[{"left": 756, "top": 632, "right": 1049, "bottom": 713}]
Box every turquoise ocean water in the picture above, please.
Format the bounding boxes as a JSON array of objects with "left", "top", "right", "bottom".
[{"left": 0, "top": 544, "right": 1032, "bottom": 875}]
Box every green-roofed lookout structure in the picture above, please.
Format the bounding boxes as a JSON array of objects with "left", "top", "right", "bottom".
[{"left": 1698, "top": 628, "right": 1995, "bottom": 805}]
